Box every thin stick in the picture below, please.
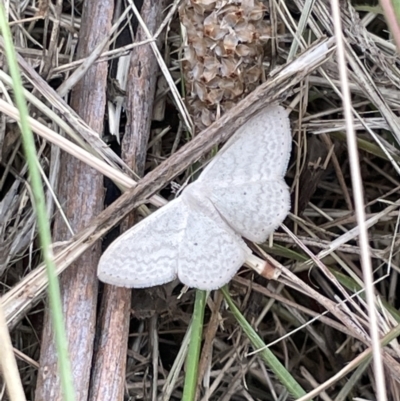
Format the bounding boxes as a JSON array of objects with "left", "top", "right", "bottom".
[
  {"left": 0, "top": 304, "right": 27, "bottom": 401},
  {"left": 330, "top": 1, "right": 387, "bottom": 400}
]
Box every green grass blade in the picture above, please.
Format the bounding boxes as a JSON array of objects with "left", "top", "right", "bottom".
[
  {"left": 221, "top": 286, "right": 309, "bottom": 399},
  {"left": 182, "top": 290, "right": 207, "bottom": 401},
  {"left": 0, "top": 6, "right": 75, "bottom": 401},
  {"left": 329, "top": 268, "right": 400, "bottom": 322},
  {"left": 394, "top": 0, "right": 400, "bottom": 23}
]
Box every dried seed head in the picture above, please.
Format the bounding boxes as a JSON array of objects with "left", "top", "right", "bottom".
[{"left": 180, "top": 0, "right": 274, "bottom": 130}]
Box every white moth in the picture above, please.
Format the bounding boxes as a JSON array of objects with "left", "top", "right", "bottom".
[{"left": 98, "top": 105, "right": 291, "bottom": 290}]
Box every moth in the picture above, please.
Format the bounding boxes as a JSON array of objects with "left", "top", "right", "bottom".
[{"left": 98, "top": 105, "right": 291, "bottom": 290}]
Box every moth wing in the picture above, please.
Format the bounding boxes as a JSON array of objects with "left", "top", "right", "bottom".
[
  {"left": 198, "top": 105, "right": 291, "bottom": 185},
  {"left": 177, "top": 191, "right": 251, "bottom": 290},
  {"left": 98, "top": 199, "right": 186, "bottom": 288}
]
